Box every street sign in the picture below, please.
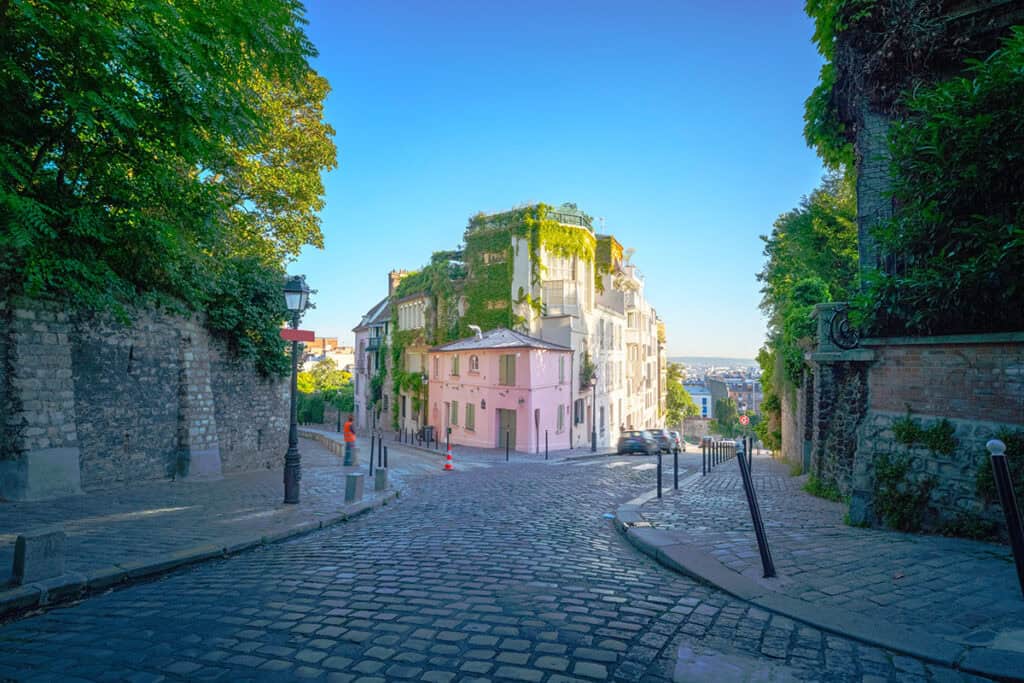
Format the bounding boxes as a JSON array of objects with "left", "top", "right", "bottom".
[
  {"left": 739, "top": 415, "right": 750, "bottom": 426},
  {"left": 280, "top": 328, "right": 315, "bottom": 342}
]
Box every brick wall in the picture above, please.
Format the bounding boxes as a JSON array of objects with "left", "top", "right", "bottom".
[
  {"left": 867, "top": 338, "right": 1024, "bottom": 424},
  {"left": 851, "top": 335, "right": 1024, "bottom": 533},
  {"left": 0, "top": 297, "right": 287, "bottom": 498}
]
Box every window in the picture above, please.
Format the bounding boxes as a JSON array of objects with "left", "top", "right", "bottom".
[
  {"left": 465, "top": 403, "right": 475, "bottom": 431},
  {"left": 557, "top": 405, "right": 565, "bottom": 433},
  {"left": 558, "top": 356, "right": 565, "bottom": 384},
  {"left": 451, "top": 400, "right": 459, "bottom": 426},
  {"left": 499, "top": 354, "right": 516, "bottom": 386},
  {"left": 574, "top": 399, "right": 585, "bottom": 425},
  {"left": 401, "top": 395, "right": 407, "bottom": 418},
  {"left": 469, "top": 355, "right": 479, "bottom": 373},
  {"left": 450, "top": 355, "right": 460, "bottom": 376},
  {"left": 434, "top": 356, "right": 439, "bottom": 378},
  {"left": 599, "top": 406, "right": 605, "bottom": 432}
]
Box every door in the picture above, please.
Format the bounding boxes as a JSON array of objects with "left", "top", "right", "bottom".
[{"left": 497, "top": 408, "right": 516, "bottom": 450}]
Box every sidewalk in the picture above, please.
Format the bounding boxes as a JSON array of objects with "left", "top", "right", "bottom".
[
  {"left": 616, "top": 455, "right": 1024, "bottom": 681},
  {"left": 0, "top": 435, "right": 399, "bottom": 619}
]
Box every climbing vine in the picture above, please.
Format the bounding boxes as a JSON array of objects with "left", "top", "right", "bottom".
[{"left": 872, "top": 452, "right": 935, "bottom": 532}]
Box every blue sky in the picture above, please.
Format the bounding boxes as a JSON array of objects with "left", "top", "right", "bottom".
[{"left": 293, "top": 0, "right": 827, "bottom": 359}]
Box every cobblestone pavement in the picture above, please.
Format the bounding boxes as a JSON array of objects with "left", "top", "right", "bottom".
[
  {"left": 0, "top": 437, "right": 417, "bottom": 585},
  {"left": 1, "top": 456, "right": 985, "bottom": 681},
  {"left": 642, "top": 455, "right": 1024, "bottom": 643}
]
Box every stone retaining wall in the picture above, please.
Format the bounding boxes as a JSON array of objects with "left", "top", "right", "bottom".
[{"left": 0, "top": 297, "right": 287, "bottom": 500}]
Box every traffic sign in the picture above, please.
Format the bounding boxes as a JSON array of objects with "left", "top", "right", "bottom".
[
  {"left": 739, "top": 414, "right": 750, "bottom": 426},
  {"left": 280, "top": 328, "right": 315, "bottom": 342}
]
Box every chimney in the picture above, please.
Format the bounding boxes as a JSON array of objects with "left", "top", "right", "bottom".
[{"left": 388, "top": 269, "right": 409, "bottom": 296}]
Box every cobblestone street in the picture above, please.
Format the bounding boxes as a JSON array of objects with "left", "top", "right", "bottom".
[{"left": 0, "top": 453, "right": 986, "bottom": 682}]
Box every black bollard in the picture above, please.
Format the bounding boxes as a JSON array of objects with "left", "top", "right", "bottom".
[
  {"left": 369, "top": 438, "right": 374, "bottom": 476},
  {"left": 736, "top": 440, "right": 775, "bottom": 577},
  {"left": 657, "top": 451, "right": 663, "bottom": 498},
  {"left": 988, "top": 439, "right": 1024, "bottom": 598},
  {"left": 674, "top": 449, "right": 679, "bottom": 489},
  {"left": 545, "top": 430, "right": 549, "bottom": 461},
  {"left": 505, "top": 431, "right": 510, "bottom": 462},
  {"left": 384, "top": 445, "right": 389, "bottom": 469},
  {"left": 702, "top": 441, "right": 706, "bottom": 476}
]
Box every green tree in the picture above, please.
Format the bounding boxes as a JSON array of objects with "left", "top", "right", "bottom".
[
  {"left": 310, "top": 358, "right": 351, "bottom": 392},
  {"left": 710, "top": 398, "right": 741, "bottom": 438},
  {"left": 0, "top": 0, "right": 336, "bottom": 374},
  {"left": 665, "top": 363, "right": 698, "bottom": 426},
  {"left": 755, "top": 171, "right": 858, "bottom": 450}
]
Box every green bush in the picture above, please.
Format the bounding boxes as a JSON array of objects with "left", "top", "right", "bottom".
[
  {"left": 858, "top": 28, "right": 1024, "bottom": 336},
  {"left": 804, "top": 474, "right": 845, "bottom": 503},
  {"left": 873, "top": 452, "right": 935, "bottom": 532},
  {"left": 298, "top": 393, "right": 325, "bottom": 424}
]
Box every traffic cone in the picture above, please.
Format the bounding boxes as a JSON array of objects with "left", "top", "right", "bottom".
[{"left": 444, "top": 445, "right": 454, "bottom": 471}]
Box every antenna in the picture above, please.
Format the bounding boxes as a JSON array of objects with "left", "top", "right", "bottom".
[{"left": 599, "top": 216, "right": 606, "bottom": 232}]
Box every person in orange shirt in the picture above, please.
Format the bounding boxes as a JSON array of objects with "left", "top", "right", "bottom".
[{"left": 343, "top": 414, "right": 356, "bottom": 466}]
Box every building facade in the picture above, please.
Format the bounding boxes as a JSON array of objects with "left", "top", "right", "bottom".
[
  {"left": 353, "top": 202, "right": 668, "bottom": 450},
  {"left": 427, "top": 329, "right": 573, "bottom": 452}
]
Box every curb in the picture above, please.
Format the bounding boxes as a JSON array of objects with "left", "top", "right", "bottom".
[
  {"left": 0, "top": 488, "right": 399, "bottom": 622},
  {"left": 614, "top": 488, "right": 1024, "bottom": 682}
]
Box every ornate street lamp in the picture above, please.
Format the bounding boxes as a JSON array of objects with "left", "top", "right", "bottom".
[
  {"left": 590, "top": 375, "right": 598, "bottom": 453},
  {"left": 283, "top": 275, "right": 310, "bottom": 504}
]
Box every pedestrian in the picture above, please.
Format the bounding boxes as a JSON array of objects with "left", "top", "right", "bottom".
[{"left": 343, "top": 414, "right": 356, "bottom": 466}]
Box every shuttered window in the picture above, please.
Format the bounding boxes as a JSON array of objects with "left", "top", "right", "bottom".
[
  {"left": 499, "top": 354, "right": 516, "bottom": 386},
  {"left": 451, "top": 400, "right": 459, "bottom": 426},
  {"left": 466, "top": 403, "right": 475, "bottom": 431}
]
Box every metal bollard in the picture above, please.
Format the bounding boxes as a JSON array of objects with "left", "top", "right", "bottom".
[
  {"left": 545, "top": 430, "right": 549, "bottom": 460},
  {"left": 702, "top": 442, "right": 706, "bottom": 476},
  {"left": 384, "top": 445, "right": 389, "bottom": 469},
  {"left": 505, "top": 431, "right": 510, "bottom": 461},
  {"left": 657, "top": 451, "right": 663, "bottom": 498},
  {"left": 369, "top": 440, "right": 374, "bottom": 476},
  {"left": 674, "top": 449, "right": 679, "bottom": 489},
  {"left": 987, "top": 439, "right": 1024, "bottom": 598},
  {"left": 736, "top": 440, "right": 775, "bottom": 577}
]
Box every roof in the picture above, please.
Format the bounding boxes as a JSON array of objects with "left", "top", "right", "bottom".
[
  {"left": 430, "top": 328, "right": 571, "bottom": 353},
  {"left": 353, "top": 297, "right": 390, "bottom": 331}
]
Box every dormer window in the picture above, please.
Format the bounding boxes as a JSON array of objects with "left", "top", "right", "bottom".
[{"left": 469, "top": 355, "right": 479, "bottom": 373}]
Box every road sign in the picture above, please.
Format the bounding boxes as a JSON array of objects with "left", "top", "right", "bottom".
[
  {"left": 739, "top": 414, "right": 750, "bottom": 426},
  {"left": 280, "top": 328, "right": 315, "bottom": 342}
]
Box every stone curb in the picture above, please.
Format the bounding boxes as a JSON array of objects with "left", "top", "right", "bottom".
[
  {"left": 0, "top": 488, "right": 399, "bottom": 622},
  {"left": 614, "top": 486, "right": 1024, "bottom": 682}
]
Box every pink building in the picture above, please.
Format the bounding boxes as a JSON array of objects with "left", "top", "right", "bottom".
[{"left": 428, "top": 329, "right": 574, "bottom": 453}]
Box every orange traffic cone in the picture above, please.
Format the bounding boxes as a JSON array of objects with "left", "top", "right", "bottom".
[{"left": 444, "top": 445, "right": 454, "bottom": 471}]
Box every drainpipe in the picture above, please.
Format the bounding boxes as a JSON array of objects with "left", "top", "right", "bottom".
[{"left": 569, "top": 349, "right": 575, "bottom": 449}]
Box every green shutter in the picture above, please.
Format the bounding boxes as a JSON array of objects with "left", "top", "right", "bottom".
[
  {"left": 466, "top": 403, "right": 475, "bottom": 431},
  {"left": 451, "top": 400, "right": 458, "bottom": 425}
]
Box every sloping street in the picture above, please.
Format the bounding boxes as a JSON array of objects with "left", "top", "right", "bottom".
[{"left": 1, "top": 451, "right": 983, "bottom": 682}]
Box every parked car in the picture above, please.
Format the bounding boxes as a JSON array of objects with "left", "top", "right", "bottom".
[
  {"left": 649, "top": 428, "right": 677, "bottom": 454},
  {"left": 668, "top": 431, "right": 683, "bottom": 454},
  {"left": 617, "top": 430, "right": 658, "bottom": 455}
]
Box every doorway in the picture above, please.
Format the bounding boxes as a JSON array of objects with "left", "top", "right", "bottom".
[{"left": 497, "top": 408, "right": 517, "bottom": 450}]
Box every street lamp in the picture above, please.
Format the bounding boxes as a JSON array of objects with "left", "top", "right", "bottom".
[
  {"left": 590, "top": 375, "right": 598, "bottom": 453},
  {"left": 283, "top": 275, "right": 310, "bottom": 504}
]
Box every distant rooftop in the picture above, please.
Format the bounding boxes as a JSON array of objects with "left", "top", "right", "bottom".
[{"left": 431, "top": 328, "right": 571, "bottom": 353}]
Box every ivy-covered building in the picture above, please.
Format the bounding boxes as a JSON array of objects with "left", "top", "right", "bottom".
[{"left": 356, "top": 202, "right": 667, "bottom": 449}]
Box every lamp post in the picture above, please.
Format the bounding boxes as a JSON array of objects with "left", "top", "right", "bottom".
[
  {"left": 590, "top": 375, "right": 598, "bottom": 453},
  {"left": 283, "top": 275, "right": 310, "bottom": 504}
]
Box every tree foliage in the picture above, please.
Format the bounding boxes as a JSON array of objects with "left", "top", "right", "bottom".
[
  {"left": 665, "top": 363, "right": 698, "bottom": 427},
  {"left": 0, "top": 0, "right": 337, "bottom": 374},
  {"left": 856, "top": 28, "right": 1024, "bottom": 336},
  {"left": 756, "top": 172, "right": 858, "bottom": 449}
]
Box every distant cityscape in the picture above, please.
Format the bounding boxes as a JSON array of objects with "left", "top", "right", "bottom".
[{"left": 668, "top": 356, "right": 762, "bottom": 420}]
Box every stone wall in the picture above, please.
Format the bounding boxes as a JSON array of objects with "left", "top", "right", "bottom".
[
  {"left": 0, "top": 297, "right": 288, "bottom": 500},
  {"left": 808, "top": 357, "right": 871, "bottom": 496},
  {"left": 780, "top": 384, "right": 802, "bottom": 471},
  {"left": 849, "top": 334, "right": 1024, "bottom": 533}
]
